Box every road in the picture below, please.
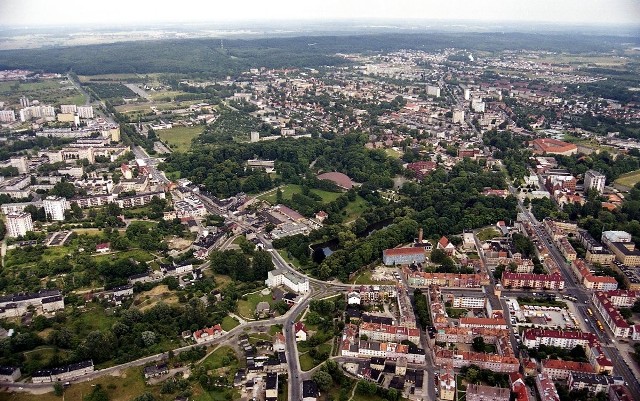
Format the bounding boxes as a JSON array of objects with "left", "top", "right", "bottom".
[{"left": 512, "top": 195, "right": 640, "bottom": 400}]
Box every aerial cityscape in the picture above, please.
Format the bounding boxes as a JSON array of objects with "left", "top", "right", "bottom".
[{"left": 0, "top": 1, "right": 640, "bottom": 401}]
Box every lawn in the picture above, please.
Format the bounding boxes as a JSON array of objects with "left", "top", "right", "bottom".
[
  {"left": 353, "top": 270, "right": 395, "bottom": 285},
  {"left": 73, "top": 304, "right": 119, "bottom": 334},
  {"left": 8, "top": 366, "right": 159, "bottom": 401},
  {"left": 258, "top": 184, "right": 343, "bottom": 204},
  {"left": 24, "top": 347, "right": 70, "bottom": 365},
  {"left": 277, "top": 249, "right": 302, "bottom": 270},
  {"left": 269, "top": 324, "right": 283, "bottom": 336},
  {"left": 299, "top": 352, "right": 317, "bottom": 371},
  {"left": 236, "top": 290, "right": 273, "bottom": 319},
  {"left": 446, "top": 307, "right": 469, "bottom": 319},
  {"left": 477, "top": 227, "right": 500, "bottom": 241},
  {"left": 201, "top": 345, "right": 238, "bottom": 370},
  {"left": 134, "top": 285, "right": 179, "bottom": 311},
  {"left": 298, "top": 342, "right": 332, "bottom": 371},
  {"left": 384, "top": 148, "right": 403, "bottom": 159},
  {"left": 615, "top": 169, "right": 640, "bottom": 188},
  {"left": 221, "top": 315, "right": 240, "bottom": 331},
  {"left": 343, "top": 195, "right": 369, "bottom": 221},
  {"left": 157, "top": 125, "right": 205, "bottom": 152}
]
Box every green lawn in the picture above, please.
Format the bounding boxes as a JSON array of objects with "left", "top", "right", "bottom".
[
  {"left": 269, "top": 324, "right": 283, "bottom": 335},
  {"left": 446, "top": 308, "right": 469, "bottom": 319},
  {"left": 74, "top": 304, "right": 119, "bottom": 333},
  {"left": 353, "top": 270, "right": 396, "bottom": 285},
  {"left": 277, "top": 249, "right": 302, "bottom": 270},
  {"left": 258, "top": 184, "right": 343, "bottom": 204},
  {"left": 615, "top": 169, "right": 640, "bottom": 188},
  {"left": 221, "top": 316, "right": 240, "bottom": 331},
  {"left": 93, "top": 249, "right": 155, "bottom": 264},
  {"left": 477, "top": 227, "right": 500, "bottom": 241},
  {"left": 384, "top": 148, "right": 403, "bottom": 159},
  {"left": 298, "top": 342, "right": 332, "bottom": 371},
  {"left": 24, "top": 347, "right": 70, "bottom": 365},
  {"left": 343, "top": 195, "right": 369, "bottom": 221},
  {"left": 201, "top": 345, "right": 238, "bottom": 370},
  {"left": 0, "top": 79, "right": 85, "bottom": 107},
  {"left": 236, "top": 290, "right": 273, "bottom": 319},
  {"left": 157, "top": 125, "right": 205, "bottom": 152},
  {"left": 299, "top": 352, "right": 317, "bottom": 371}
]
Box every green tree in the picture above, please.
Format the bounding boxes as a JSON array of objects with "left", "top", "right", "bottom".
[{"left": 312, "top": 370, "right": 333, "bottom": 392}]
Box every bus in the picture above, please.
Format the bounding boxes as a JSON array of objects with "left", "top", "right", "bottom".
[{"left": 587, "top": 308, "right": 593, "bottom": 316}]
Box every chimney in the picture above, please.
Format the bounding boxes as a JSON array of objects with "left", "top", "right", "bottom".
[{"left": 418, "top": 227, "right": 423, "bottom": 243}]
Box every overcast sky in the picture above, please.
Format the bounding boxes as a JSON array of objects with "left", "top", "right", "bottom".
[{"left": 1, "top": 0, "right": 639, "bottom": 27}]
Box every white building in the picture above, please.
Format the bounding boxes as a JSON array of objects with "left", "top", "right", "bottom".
[
  {"left": 427, "top": 85, "right": 441, "bottom": 97},
  {"left": 77, "top": 105, "right": 94, "bottom": 119},
  {"left": 6, "top": 212, "right": 33, "bottom": 238},
  {"left": 60, "top": 104, "right": 77, "bottom": 114},
  {"left": 584, "top": 170, "right": 606, "bottom": 193},
  {"left": 265, "top": 269, "right": 310, "bottom": 293},
  {"left": 0, "top": 110, "right": 16, "bottom": 122},
  {"left": 9, "top": 156, "right": 29, "bottom": 174},
  {"left": 471, "top": 99, "right": 486, "bottom": 113},
  {"left": 453, "top": 110, "right": 465, "bottom": 124},
  {"left": 43, "top": 196, "right": 69, "bottom": 221},
  {"left": 451, "top": 296, "right": 485, "bottom": 309}
]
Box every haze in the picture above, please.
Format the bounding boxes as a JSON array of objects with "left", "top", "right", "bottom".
[{"left": 1, "top": 0, "right": 639, "bottom": 27}]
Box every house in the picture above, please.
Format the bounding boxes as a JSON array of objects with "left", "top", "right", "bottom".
[
  {"left": 294, "top": 322, "right": 308, "bottom": 342},
  {"left": 347, "top": 291, "right": 361, "bottom": 305},
  {"left": 302, "top": 380, "right": 319, "bottom": 401},
  {"left": 437, "top": 236, "right": 456, "bottom": 255},
  {"left": 315, "top": 211, "right": 328, "bottom": 222},
  {"left": 0, "top": 366, "right": 20, "bottom": 382},
  {"left": 193, "top": 325, "right": 224, "bottom": 343},
  {"left": 265, "top": 372, "right": 278, "bottom": 401},
  {"left": 143, "top": 363, "right": 169, "bottom": 379},
  {"left": 95, "top": 242, "right": 110, "bottom": 253},
  {"left": 273, "top": 333, "right": 286, "bottom": 352}
]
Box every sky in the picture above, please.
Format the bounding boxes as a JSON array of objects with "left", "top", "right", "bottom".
[{"left": 0, "top": 0, "right": 639, "bottom": 27}]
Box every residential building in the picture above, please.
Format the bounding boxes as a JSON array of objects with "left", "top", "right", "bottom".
[
  {"left": 609, "top": 385, "right": 634, "bottom": 401},
  {"left": 542, "top": 359, "right": 594, "bottom": 380},
  {"left": 32, "top": 360, "right": 94, "bottom": 383},
  {"left": 434, "top": 347, "right": 519, "bottom": 372},
  {"left": 193, "top": 325, "right": 224, "bottom": 343},
  {"left": 0, "top": 109, "right": 16, "bottom": 122},
  {"left": 265, "top": 373, "right": 278, "bottom": 401},
  {"left": 43, "top": 196, "right": 68, "bottom": 221},
  {"left": 567, "top": 372, "right": 622, "bottom": 394},
  {"left": 585, "top": 248, "right": 615, "bottom": 266},
  {"left": 605, "top": 290, "right": 639, "bottom": 307},
  {"left": 302, "top": 380, "right": 319, "bottom": 401},
  {"left": 77, "top": 105, "right": 94, "bottom": 119},
  {"left": 584, "top": 170, "right": 606, "bottom": 193},
  {"left": 459, "top": 317, "right": 508, "bottom": 330},
  {"left": 265, "top": 269, "right": 310, "bottom": 293},
  {"left": 382, "top": 247, "right": 425, "bottom": 265},
  {"left": 601, "top": 231, "right": 632, "bottom": 247},
  {"left": 466, "top": 384, "right": 511, "bottom": 401},
  {"left": 451, "top": 296, "right": 486, "bottom": 309},
  {"left": 592, "top": 291, "right": 632, "bottom": 337},
  {"left": 522, "top": 329, "right": 598, "bottom": 349},
  {"left": 404, "top": 269, "right": 489, "bottom": 288},
  {"left": 143, "top": 363, "right": 168, "bottom": 379},
  {"left": 0, "top": 366, "right": 20, "bottom": 382},
  {"left": 359, "top": 322, "right": 420, "bottom": 344},
  {"left": 607, "top": 241, "right": 640, "bottom": 266},
  {"left": 439, "top": 367, "right": 456, "bottom": 401},
  {"left": 294, "top": 322, "right": 308, "bottom": 342},
  {"left": 535, "top": 373, "right": 560, "bottom": 401},
  {"left": 60, "top": 104, "right": 77, "bottom": 114},
  {"left": 501, "top": 272, "right": 565, "bottom": 290},
  {"left": 5, "top": 212, "right": 33, "bottom": 237}
]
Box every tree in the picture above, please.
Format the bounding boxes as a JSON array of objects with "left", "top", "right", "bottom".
[
  {"left": 50, "top": 181, "right": 76, "bottom": 199},
  {"left": 312, "top": 370, "right": 333, "bottom": 392},
  {"left": 53, "top": 382, "right": 64, "bottom": 397},
  {"left": 84, "top": 384, "right": 109, "bottom": 401},
  {"left": 132, "top": 393, "right": 156, "bottom": 401},
  {"left": 472, "top": 337, "right": 486, "bottom": 352}
]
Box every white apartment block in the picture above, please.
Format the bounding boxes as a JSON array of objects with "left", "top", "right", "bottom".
[
  {"left": 265, "top": 269, "right": 310, "bottom": 293},
  {"left": 0, "top": 110, "right": 16, "bottom": 122},
  {"left": 43, "top": 196, "right": 69, "bottom": 221},
  {"left": 6, "top": 212, "right": 33, "bottom": 238},
  {"left": 77, "top": 106, "right": 94, "bottom": 119},
  {"left": 427, "top": 85, "right": 441, "bottom": 97},
  {"left": 60, "top": 104, "right": 77, "bottom": 114},
  {"left": 584, "top": 170, "right": 606, "bottom": 193},
  {"left": 452, "top": 296, "right": 486, "bottom": 309}
]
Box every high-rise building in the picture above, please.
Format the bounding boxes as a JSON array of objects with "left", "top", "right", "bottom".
[
  {"left": 0, "top": 110, "right": 16, "bottom": 122},
  {"left": 584, "top": 170, "right": 606, "bottom": 193},
  {"left": 427, "top": 85, "right": 441, "bottom": 97},
  {"left": 453, "top": 110, "right": 465, "bottom": 124},
  {"left": 43, "top": 196, "right": 68, "bottom": 221},
  {"left": 20, "top": 96, "right": 30, "bottom": 108},
  {"left": 60, "top": 104, "right": 77, "bottom": 114},
  {"left": 9, "top": 156, "right": 29, "bottom": 174},
  {"left": 77, "top": 106, "right": 94, "bottom": 119},
  {"left": 6, "top": 212, "right": 33, "bottom": 237}
]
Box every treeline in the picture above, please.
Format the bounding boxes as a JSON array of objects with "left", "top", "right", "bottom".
[
  {"left": 554, "top": 151, "right": 640, "bottom": 182},
  {"left": 209, "top": 248, "right": 274, "bottom": 283},
  {"left": 0, "top": 33, "right": 631, "bottom": 76}
]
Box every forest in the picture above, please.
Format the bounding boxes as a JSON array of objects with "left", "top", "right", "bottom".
[{"left": 0, "top": 33, "right": 632, "bottom": 77}]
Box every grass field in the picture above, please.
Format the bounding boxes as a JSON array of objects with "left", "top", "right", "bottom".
[
  {"left": 352, "top": 270, "right": 395, "bottom": 285},
  {"left": 134, "top": 285, "right": 179, "bottom": 311},
  {"left": 201, "top": 345, "right": 238, "bottom": 370},
  {"left": 221, "top": 316, "right": 240, "bottom": 331},
  {"left": 615, "top": 169, "right": 640, "bottom": 188},
  {"left": 258, "top": 184, "right": 343, "bottom": 204},
  {"left": 384, "top": 148, "right": 403, "bottom": 159},
  {"left": 157, "top": 125, "right": 204, "bottom": 152},
  {"left": 93, "top": 248, "right": 155, "bottom": 264},
  {"left": 477, "top": 227, "right": 500, "bottom": 241},
  {"left": 343, "top": 195, "right": 369, "bottom": 221},
  {"left": 0, "top": 79, "right": 86, "bottom": 107},
  {"left": 237, "top": 290, "right": 273, "bottom": 319}
]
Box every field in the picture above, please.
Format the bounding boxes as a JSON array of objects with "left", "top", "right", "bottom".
[
  {"left": 134, "top": 285, "right": 179, "bottom": 311},
  {"left": 0, "top": 79, "right": 85, "bottom": 107},
  {"left": 157, "top": 125, "right": 205, "bottom": 152},
  {"left": 221, "top": 315, "right": 240, "bottom": 331},
  {"left": 615, "top": 169, "right": 640, "bottom": 189},
  {"left": 258, "top": 183, "right": 343, "bottom": 204},
  {"left": 477, "top": 227, "right": 500, "bottom": 241},
  {"left": 236, "top": 290, "right": 273, "bottom": 319},
  {"left": 84, "top": 82, "right": 138, "bottom": 99}
]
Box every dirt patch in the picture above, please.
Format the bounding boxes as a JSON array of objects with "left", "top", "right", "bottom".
[
  {"left": 167, "top": 236, "right": 193, "bottom": 251},
  {"left": 134, "top": 284, "right": 180, "bottom": 311}
]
